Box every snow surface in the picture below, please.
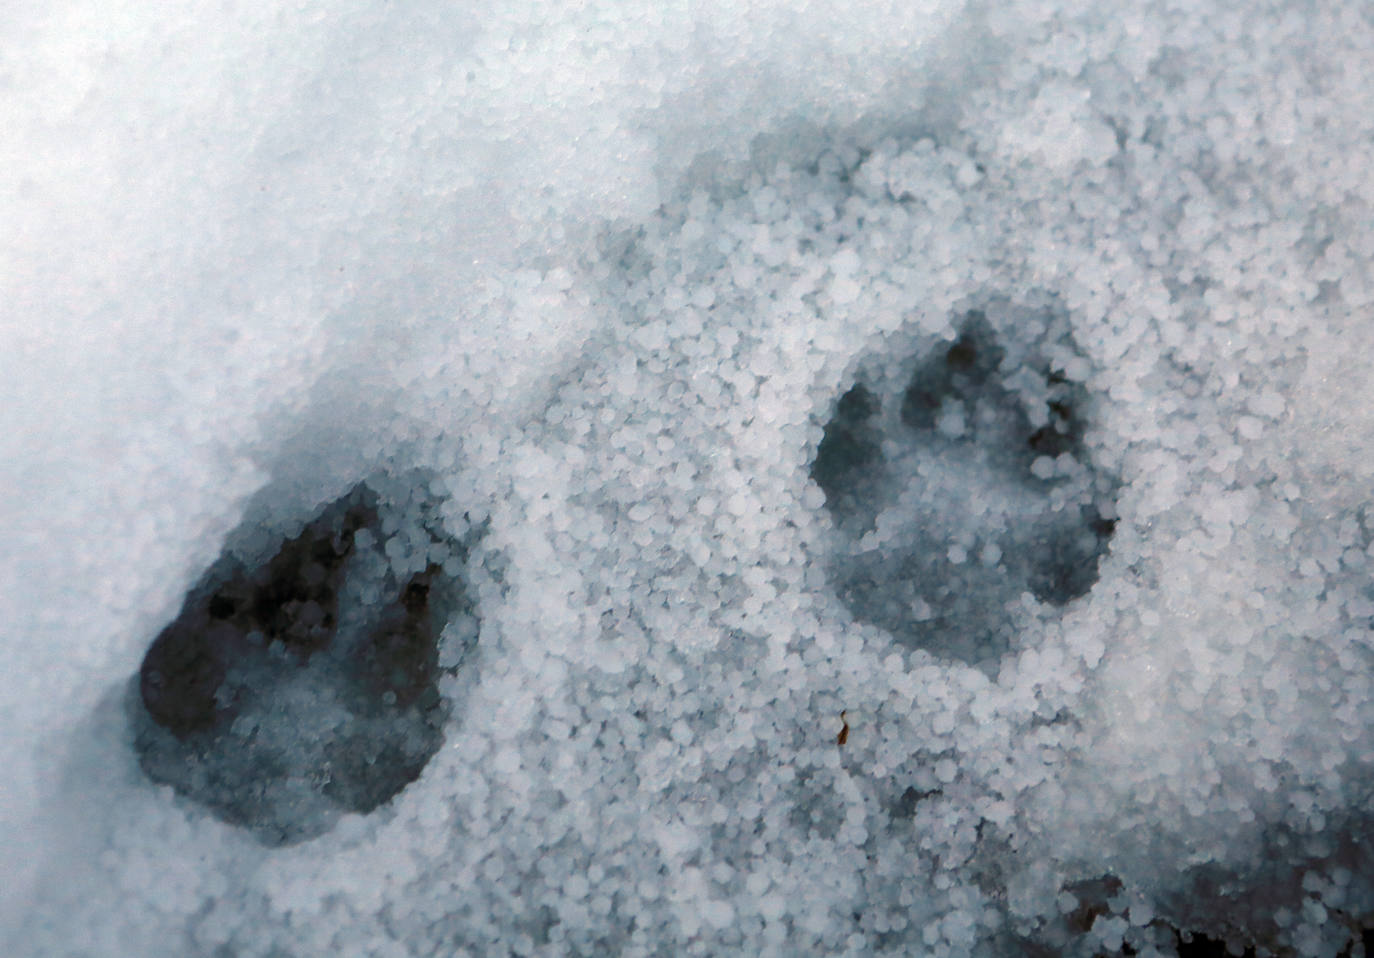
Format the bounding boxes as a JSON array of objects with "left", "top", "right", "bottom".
[{"left": 3, "top": 0, "right": 1374, "bottom": 954}]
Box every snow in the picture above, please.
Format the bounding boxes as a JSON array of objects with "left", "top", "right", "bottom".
[{"left": 3, "top": 0, "right": 1374, "bottom": 955}]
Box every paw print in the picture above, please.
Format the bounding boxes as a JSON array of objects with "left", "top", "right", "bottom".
[
  {"left": 813, "top": 311, "right": 1116, "bottom": 665},
  {"left": 133, "top": 482, "right": 471, "bottom": 845}
]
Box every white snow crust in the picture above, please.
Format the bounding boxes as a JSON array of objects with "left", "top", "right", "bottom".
[{"left": 3, "top": 0, "right": 1374, "bottom": 955}]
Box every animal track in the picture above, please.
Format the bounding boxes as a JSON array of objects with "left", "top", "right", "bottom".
[
  {"left": 132, "top": 482, "right": 474, "bottom": 845},
  {"left": 813, "top": 310, "right": 1116, "bottom": 665}
]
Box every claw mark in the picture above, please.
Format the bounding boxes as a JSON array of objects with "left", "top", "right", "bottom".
[{"left": 837, "top": 710, "right": 850, "bottom": 746}]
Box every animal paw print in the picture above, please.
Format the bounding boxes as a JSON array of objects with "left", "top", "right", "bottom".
[
  {"left": 133, "top": 482, "right": 472, "bottom": 845},
  {"left": 813, "top": 311, "right": 1116, "bottom": 665}
]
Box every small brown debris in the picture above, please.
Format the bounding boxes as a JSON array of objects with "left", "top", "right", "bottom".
[{"left": 837, "top": 710, "right": 849, "bottom": 746}]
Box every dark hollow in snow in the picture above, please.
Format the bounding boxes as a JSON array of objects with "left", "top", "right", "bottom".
[
  {"left": 1173, "top": 931, "right": 1256, "bottom": 958},
  {"left": 132, "top": 483, "right": 471, "bottom": 846},
  {"left": 813, "top": 311, "right": 1117, "bottom": 665}
]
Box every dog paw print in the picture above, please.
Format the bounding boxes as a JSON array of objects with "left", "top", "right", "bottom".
[
  {"left": 813, "top": 310, "right": 1116, "bottom": 665},
  {"left": 132, "top": 481, "right": 475, "bottom": 845}
]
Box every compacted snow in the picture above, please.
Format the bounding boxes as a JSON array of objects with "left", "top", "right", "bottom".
[{"left": 3, "top": 0, "right": 1374, "bottom": 954}]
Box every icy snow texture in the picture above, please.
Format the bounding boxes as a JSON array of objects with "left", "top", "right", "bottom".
[{"left": 3, "top": 0, "right": 1374, "bottom": 955}]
